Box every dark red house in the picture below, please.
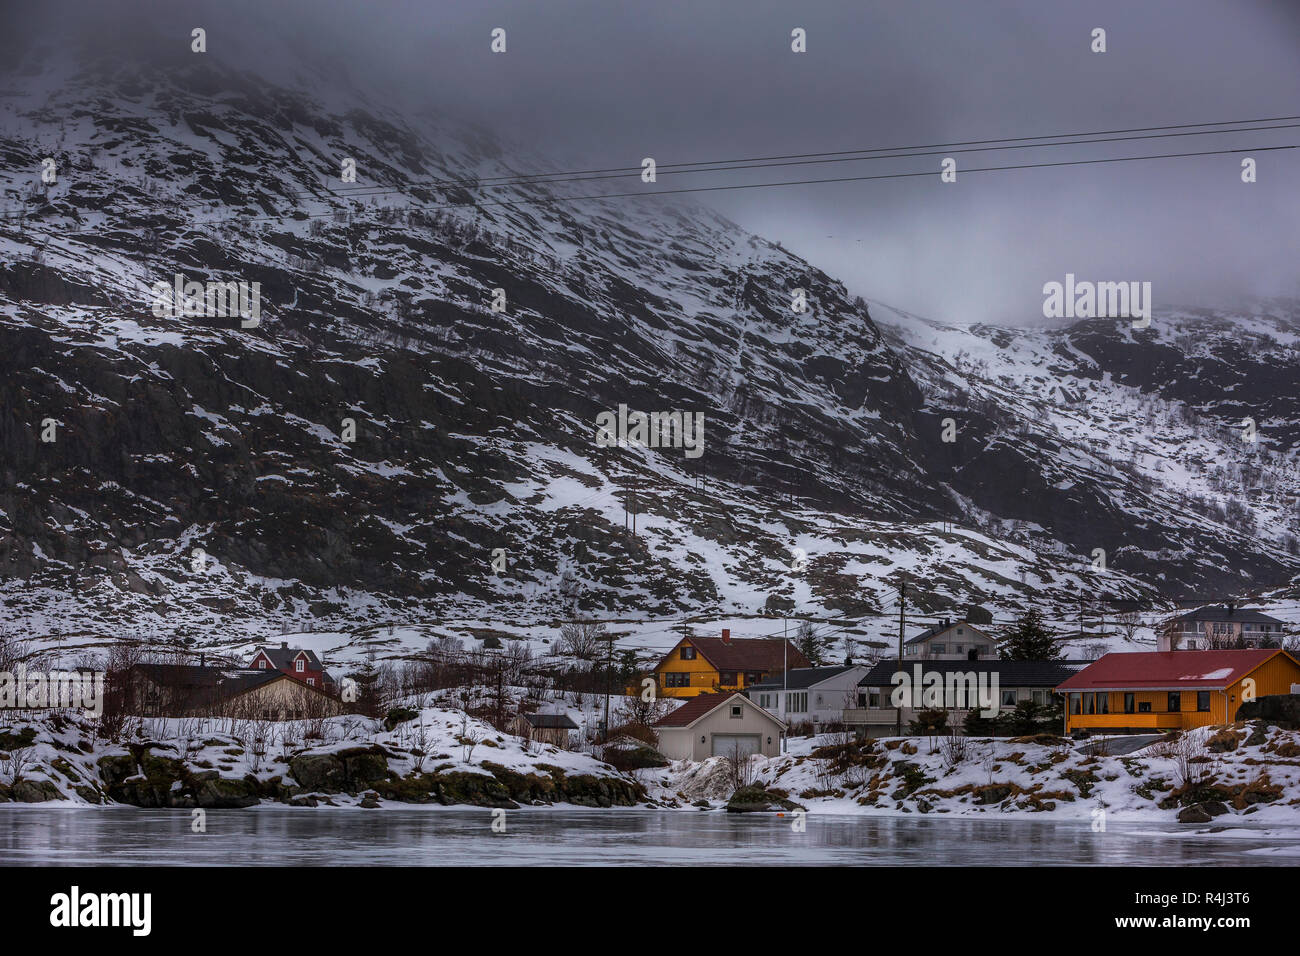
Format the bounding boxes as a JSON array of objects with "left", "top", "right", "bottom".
[{"left": 249, "top": 641, "right": 333, "bottom": 690}]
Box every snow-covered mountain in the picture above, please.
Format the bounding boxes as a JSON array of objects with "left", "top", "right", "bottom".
[{"left": 2, "top": 44, "right": 1298, "bottom": 658}]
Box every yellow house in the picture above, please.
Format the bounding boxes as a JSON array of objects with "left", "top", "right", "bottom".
[
  {"left": 1057, "top": 649, "right": 1300, "bottom": 735},
  {"left": 646, "top": 629, "right": 811, "bottom": 699}
]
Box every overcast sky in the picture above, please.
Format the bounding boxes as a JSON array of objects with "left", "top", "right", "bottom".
[{"left": 10, "top": 0, "right": 1300, "bottom": 324}]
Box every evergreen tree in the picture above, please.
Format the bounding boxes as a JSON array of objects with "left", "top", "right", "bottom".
[
  {"left": 794, "top": 621, "right": 834, "bottom": 665},
  {"left": 962, "top": 706, "right": 998, "bottom": 737},
  {"left": 999, "top": 609, "right": 1061, "bottom": 661},
  {"left": 347, "top": 654, "right": 383, "bottom": 718}
]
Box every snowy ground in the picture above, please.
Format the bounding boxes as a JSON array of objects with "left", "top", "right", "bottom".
[{"left": 642, "top": 724, "right": 1300, "bottom": 824}]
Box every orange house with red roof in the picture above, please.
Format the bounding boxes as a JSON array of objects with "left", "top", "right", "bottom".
[{"left": 1056, "top": 648, "right": 1300, "bottom": 735}]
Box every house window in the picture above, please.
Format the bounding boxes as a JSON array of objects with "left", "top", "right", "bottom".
[
  {"left": 1197, "top": 691, "right": 1210, "bottom": 712},
  {"left": 257, "top": 659, "right": 266, "bottom": 669},
  {"left": 681, "top": 646, "right": 697, "bottom": 660},
  {"left": 1097, "top": 694, "right": 1109, "bottom": 714},
  {"left": 1069, "top": 693, "right": 1081, "bottom": 715},
  {"left": 956, "top": 628, "right": 964, "bottom": 636},
  {"left": 1138, "top": 701, "right": 1152, "bottom": 713},
  {"left": 1124, "top": 693, "right": 1135, "bottom": 714},
  {"left": 1167, "top": 692, "right": 1181, "bottom": 713},
  {"left": 868, "top": 690, "right": 881, "bottom": 708},
  {"left": 1084, "top": 693, "right": 1095, "bottom": 715},
  {"left": 307, "top": 678, "right": 315, "bottom": 687},
  {"left": 295, "top": 660, "right": 304, "bottom": 672},
  {"left": 1032, "top": 689, "right": 1046, "bottom": 706},
  {"left": 955, "top": 645, "right": 964, "bottom": 654},
  {"left": 730, "top": 705, "right": 742, "bottom": 719},
  {"left": 1001, "top": 689, "right": 1017, "bottom": 707},
  {"left": 720, "top": 672, "right": 737, "bottom": 686},
  {"left": 787, "top": 692, "right": 808, "bottom": 713},
  {"left": 931, "top": 644, "right": 946, "bottom": 654},
  {"left": 664, "top": 672, "right": 690, "bottom": 688},
  {"left": 745, "top": 672, "right": 762, "bottom": 685}
]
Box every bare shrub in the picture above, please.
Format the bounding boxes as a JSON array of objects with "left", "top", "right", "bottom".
[
  {"left": 940, "top": 733, "right": 971, "bottom": 770},
  {"left": 0, "top": 747, "right": 33, "bottom": 785}
]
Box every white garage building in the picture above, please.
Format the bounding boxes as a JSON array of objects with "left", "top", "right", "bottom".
[{"left": 653, "top": 691, "right": 786, "bottom": 761}]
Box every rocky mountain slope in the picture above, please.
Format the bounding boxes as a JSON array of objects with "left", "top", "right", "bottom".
[{"left": 2, "top": 45, "right": 1298, "bottom": 655}]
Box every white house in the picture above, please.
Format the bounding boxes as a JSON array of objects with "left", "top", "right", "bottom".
[
  {"left": 746, "top": 664, "right": 868, "bottom": 729},
  {"left": 1159, "top": 604, "right": 1287, "bottom": 650},
  {"left": 904, "top": 620, "right": 998, "bottom": 660},
  {"left": 652, "top": 692, "right": 786, "bottom": 761}
]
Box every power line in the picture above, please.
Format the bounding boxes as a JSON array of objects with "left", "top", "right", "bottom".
[
  {"left": 281, "top": 113, "right": 1300, "bottom": 200},
  {"left": 284, "top": 121, "right": 1300, "bottom": 204}
]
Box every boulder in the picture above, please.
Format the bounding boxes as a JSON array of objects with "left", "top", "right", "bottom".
[
  {"left": 288, "top": 753, "right": 347, "bottom": 792},
  {"left": 725, "top": 785, "right": 804, "bottom": 814},
  {"left": 193, "top": 773, "right": 259, "bottom": 809},
  {"left": 1177, "top": 804, "right": 1213, "bottom": 823},
  {"left": 12, "top": 779, "right": 62, "bottom": 802}
]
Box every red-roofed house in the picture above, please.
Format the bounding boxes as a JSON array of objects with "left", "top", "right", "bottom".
[
  {"left": 645, "top": 629, "right": 811, "bottom": 699},
  {"left": 652, "top": 692, "right": 786, "bottom": 760},
  {"left": 249, "top": 641, "right": 332, "bottom": 691},
  {"left": 1056, "top": 649, "right": 1300, "bottom": 734}
]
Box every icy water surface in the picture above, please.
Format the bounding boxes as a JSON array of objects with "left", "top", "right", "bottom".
[{"left": 1, "top": 807, "right": 1296, "bottom": 865}]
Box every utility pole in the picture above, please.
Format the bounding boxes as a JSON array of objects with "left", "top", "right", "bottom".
[
  {"left": 896, "top": 574, "right": 906, "bottom": 737},
  {"left": 1078, "top": 586, "right": 1085, "bottom": 642},
  {"left": 603, "top": 631, "right": 613, "bottom": 743},
  {"left": 781, "top": 616, "right": 789, "bottom": 753}
]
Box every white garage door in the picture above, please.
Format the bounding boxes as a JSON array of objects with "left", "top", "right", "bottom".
[{"left": 711, "top": 734, "right": 761, "bottom": 758}]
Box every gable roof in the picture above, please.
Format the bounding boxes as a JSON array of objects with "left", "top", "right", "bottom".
[
  {"left": 859, "top": 659, "right": 1086, "bottom": 687},
  {"left": 672, "top": 636, "right": 810, "bottom": 673},
  {"left": 130, "top": 664, "right": 327, "bottom": 697},
  {"left": 904, "top": 621, "right": 994, "bottom": 646},
  {"left": 522, "top": 713, "right": 578, "bottom": 729},
  {"left": 1056, "top": 649, "right": 1298, "bottom": 692},
  {"left": 748, "top": 665, "right": 863, "bottom": 691},
  {"left": 251, "top": 644, "right": 324, "bottom": 670},
  {"left": 1168, "top": 605, "right": 1284, "bottom": 626},
  {"left": 652, "top": 692, "right": 785, "bottom": 730},
  {"left": 131, "top": 663, "right": 237, "bottom": 689},
  {"left": 223, "top": 669, "right": 337, "bottom": 699}
]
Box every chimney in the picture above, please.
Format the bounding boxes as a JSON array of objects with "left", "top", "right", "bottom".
[
  {"left": 199, "top": 654, "right": 206, "bottom": 668},
  {"left": 281, "top": 641, "right": 289, "bottom": 649},
  {"left": 1227, "top": 603, "right": 1235, "bottom": 617},
  {"left": 721, "top": 628, "right": 731, "bottom": 645}
]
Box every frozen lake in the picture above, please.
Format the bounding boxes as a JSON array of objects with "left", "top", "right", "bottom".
[{"left": 2, "top": 807, "right": 1298, "bottom": 865}]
